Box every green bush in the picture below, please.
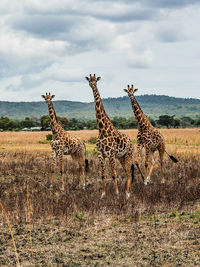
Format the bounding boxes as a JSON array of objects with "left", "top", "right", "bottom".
[
  {"left": 87, "top": 136, "right": 97, "bottom": 144},
  {"left": 46, "top": 134, "right": 53, "bottom": 141}
]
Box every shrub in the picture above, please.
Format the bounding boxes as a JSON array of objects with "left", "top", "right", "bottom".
[
  {"left": 87, "top": 136, "right": 97, "bottom": 144},
  {"left": 46, "top": 134, "right": 53, "bottom": 141}
]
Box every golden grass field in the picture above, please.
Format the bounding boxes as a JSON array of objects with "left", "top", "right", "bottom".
[
  {"left": 0, "top": 128, "right": 199, "bottom": 266},
  {"left": 0, "top": 128, "right": 200, "bottom": 154}
]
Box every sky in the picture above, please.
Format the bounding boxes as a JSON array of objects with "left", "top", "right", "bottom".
[{"left": 0, "top": 0, "right": 200, "bottom": 102}]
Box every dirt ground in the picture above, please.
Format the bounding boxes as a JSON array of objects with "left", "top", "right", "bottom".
[{"left": 0, "top": 207, "right": 200, "bottom": 266}]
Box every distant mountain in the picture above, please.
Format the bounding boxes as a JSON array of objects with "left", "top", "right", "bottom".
[{"left": 0, "top": 95, "right": 199, "bottom": 120}]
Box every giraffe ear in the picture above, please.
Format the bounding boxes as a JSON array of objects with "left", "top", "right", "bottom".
[
  {"left": 41, "top": 95, "right": 45, "bottom": 99},
  {"left": 97, "top": 77, "right": 101, "bottom": 81},
  {"left": 123, "top": 89, "right": 128, "bottom": 93},
  {"left": 85, "top": 76, "right": 89, "bottom": 81},
  {"left": 134, "top": 88, "right": 138, "bottom": 93},
  {"left": 51, "top": 95, "right": 55, "bottom": 99}
]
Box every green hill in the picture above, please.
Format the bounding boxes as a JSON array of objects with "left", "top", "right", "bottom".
[{"left": 0, "top": 95, "right": 199, "bottom": 120}]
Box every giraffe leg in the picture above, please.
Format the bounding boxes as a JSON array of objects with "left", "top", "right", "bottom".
[
  {"left": 119, "top": 153, "right": 133, "bottom": 199},
  {"left": 58, "top": 152, "right": 65, "bottom": 191},
  {"left": 78, "top": 155, "right": 86, "bottom": 189},
  {"left": 135, "top": 143, "right": 144, "bottom": 181},
  {"left": 125, "top": 155, "right": 134, "bottom": 200},
  {"left": 98, "top": 152, "right": 106, "bottom": 198},
  {"left": 144, "top": 148, "right": 151, "bottom": 185},
  {"left": 76, "top": 158, "right": 81, "bottom": 185},
  {"left": 51, "top": 150, "right": 57, "bottom": 187},
  {"left": 159, "top": 148, "right": 165, "bottom": 184},
  {"left": 145, "top": 151, "right": 156, "bottom": 184},
  {"left": 71, "top": 153, "right": 81, "bottom": 188},
  {"left": 119, "top": 156, "right": 127, "bottom": 189},
  {"left": 109, "top": 154, "right": 119, "bottom": 198}
]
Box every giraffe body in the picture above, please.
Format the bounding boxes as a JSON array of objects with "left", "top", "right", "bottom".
[
  {"left": 86, "top": 75, "right": 135, "bottom": 199},
  {"left": 42, "top": 93, "right": 87, "bottom": 190},
  {"left": 124, "top": 85, "right": 177, "bottom": 185}
]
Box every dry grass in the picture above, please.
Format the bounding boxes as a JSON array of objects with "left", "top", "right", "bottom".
[
  {"left": 0, "top": 129, "right": 199, "bottom": 266},
  {"left": 0, "top": 128, "right": 200, "bottom": 154},
  {"left": 0, "top": 201, "right": 21, "bottom": 267}
]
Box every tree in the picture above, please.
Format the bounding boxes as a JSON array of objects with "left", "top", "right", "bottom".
[
  {"left": 112, "top": 117, "right": 129, "bottom": 129},
  {"left": 173, "top": 118, "right": 181, "bottom": 128},
  {"left": 59, "top": 117, "right": 70, "bottom": 129},
  {"left": 181, "top": 116, "right": 194, "bottom": 127},
  {"left": 157, "top": 115, "right": 175, "bottom": 128},
  {"left": 0, "top": 117, "right": 18, "bottom": 130},
  {"left": 20, "top": 117, "right": 36, "bottom": 128},
  {"left": 127, "top": 117, "right": 138, "bottom": 129},
  {"left": 149, "top": 117, "right": 156, "bottom": 127},
  {"left": 40, "top": 115, "right": 50, "bottom": 130},
  {"left": 85, "top": 119, "right": 97, "bottom": 130},
  {"left": 194, "top": 118, "right": 200, "bottom": 126}
]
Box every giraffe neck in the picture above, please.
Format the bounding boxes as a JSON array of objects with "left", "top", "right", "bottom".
[
  {"left": 129, "top": 95, "right": 151, "bottom": 130},
  {"left": 47, "top": 101, "right": 63, "bottom": 135},
  {"left": 92, "top": 86, "right": 115, "bottom": 134}
]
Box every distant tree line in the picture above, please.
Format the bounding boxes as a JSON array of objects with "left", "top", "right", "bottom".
[{"left": 0, "top": 115, "right": 199, "bottom": 131}]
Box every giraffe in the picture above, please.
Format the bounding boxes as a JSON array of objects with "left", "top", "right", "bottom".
[
  {"left": 124, "top": 85, "right": 178, "bottom": 185},
  {"left": 42, "top": 93, "right": 88, "bottom": 190},
  {"left": 85, "top": 74, "right": 135, "bottom": 199}
]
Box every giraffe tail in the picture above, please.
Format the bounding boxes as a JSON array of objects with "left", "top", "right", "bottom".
[
  {"left": 85, "top": 159, "right": 89, "bottom": 172},
  {"left": 165, "top": 151, "right": 178, "bottom": 163},
  {"left": 83, "top": 142, "right": 89, "bottom": 172},
  {"left": 131, "top": 163, "right": 135, "bottom": 183}
]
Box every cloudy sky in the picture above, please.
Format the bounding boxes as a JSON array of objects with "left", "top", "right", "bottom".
[{"left": 0, "top": 0, "right": 200, "bottom": 102}]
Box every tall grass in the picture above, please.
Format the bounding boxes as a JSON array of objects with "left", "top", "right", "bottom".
[
  {"left": 0, "top": 150, "right": 199, "bottom": 221},
  {"left": 0, "top": 201, "right": 21, "bottom": 267},
  {"left": 27, "top": 184, "right": 33, "bottom": 258}
]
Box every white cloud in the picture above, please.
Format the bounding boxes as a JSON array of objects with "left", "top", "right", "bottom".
[
  {"left": 0, "top": 28, "right": 68, "bottom": 77},
  {"left": 127, "top": 50, "right": 154, "bottom": 69},
  {"left": 0, "top": 0, "right": 199, "bottom": 101}
]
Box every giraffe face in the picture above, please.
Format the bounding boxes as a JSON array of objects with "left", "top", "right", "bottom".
[
  {"left": 124, "top": 85, "right": 138, "bottom": 97},
  {"left": 85, "top": 74, "right": 101, "bottom": 89},
  {"left": 41, "top": 93, "right": 55, "bottom": 103}
]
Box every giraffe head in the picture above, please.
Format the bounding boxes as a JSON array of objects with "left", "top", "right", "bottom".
[
  {"left": 124, "top": 85, "right": 138, "bottom": 97},
  {"left": 41, "top": 92, "right": 55, "bottom": 103},
  {"left": 85, "top": 74, "right": 101, "bottom": 89}
]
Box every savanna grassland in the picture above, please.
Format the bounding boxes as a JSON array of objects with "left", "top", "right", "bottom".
[{"left": 0, "top": 129, "right": 200, "bottom": 266}]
